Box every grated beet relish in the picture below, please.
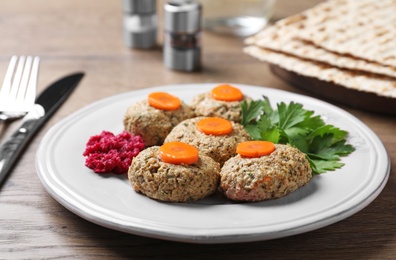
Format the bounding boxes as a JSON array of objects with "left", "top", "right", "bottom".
[{"left": 83, "top": 131, "right": 144, "bottom": 174}]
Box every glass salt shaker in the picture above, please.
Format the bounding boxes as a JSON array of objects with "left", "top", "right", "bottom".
[
  {"left": 163, "top": 0, "right": 202, "bottom": 71},
  {"left": 122, "top": 0, "right": 157, "bottom": 49}
]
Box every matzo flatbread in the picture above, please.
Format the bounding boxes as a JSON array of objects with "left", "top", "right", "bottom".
[
  {"left": 296, "top": 0, "right": 396, "bottom": 67},
  {"left": 246, "top": 18, "right": 396, "bottom": 79},
  {"left": 244, "top": 45, "right": 396, "bottom": 98}
]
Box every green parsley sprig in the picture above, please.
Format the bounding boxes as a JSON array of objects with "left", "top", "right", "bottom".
[{"left": 241, "top": 97, "right": 355, "bottom": 174}]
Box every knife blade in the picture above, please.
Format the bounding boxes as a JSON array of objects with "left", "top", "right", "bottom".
[{"left": 0, "top": 72, "right": 84, "bottom": 188}]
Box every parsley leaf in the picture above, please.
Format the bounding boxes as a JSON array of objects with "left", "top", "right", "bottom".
[
  {"left": 310, "top": 159, "right": 345, "bottom": 174},
  {"left": 241, "top": 99, "right": 265, "bottom": 126},
  {"left": 257, "top": 115, "right": 280, "bottom": 143},
  {"left": 241, "top": 98, "right": 355, "bottom": 174},
  {"left": 278, "top": 102, "right": 307, "bottom": 129}
]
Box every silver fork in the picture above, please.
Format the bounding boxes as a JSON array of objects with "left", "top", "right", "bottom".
[{"left": 0, "top": 56, "right": 40, "bottom": 121}]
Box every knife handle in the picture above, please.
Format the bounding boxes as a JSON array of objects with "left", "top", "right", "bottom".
[{"left": 0, "top": 106, "right": 44, "bottom": 188}]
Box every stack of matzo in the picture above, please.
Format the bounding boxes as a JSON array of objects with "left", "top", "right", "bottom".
[{"left": 244, "top": 0, "right": 396, "bottom": 99}]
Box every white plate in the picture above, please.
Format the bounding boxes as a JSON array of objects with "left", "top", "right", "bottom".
[{"left": 36, "top": 84, "right": 390, "bottom": 244}]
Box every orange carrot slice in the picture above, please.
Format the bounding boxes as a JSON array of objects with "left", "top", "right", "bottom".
[
  {"left": 236, "top": 141, "right": 275, "bottom": 158},
  {"left": 159, "top": 142, "right": 199, "bottom": 165},
  {"left": 148, "top": 92, "right": 181, "bottom": 111},
  {"left": 197, "top": 117, "right": 233, "bottom": 135},
  {"left": 211, "top": 84, "right": 243, "bottom": 102}
]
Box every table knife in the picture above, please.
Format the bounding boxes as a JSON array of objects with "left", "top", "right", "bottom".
[{"left": 0, "top": 72, "right": 84, "bottom": 188}]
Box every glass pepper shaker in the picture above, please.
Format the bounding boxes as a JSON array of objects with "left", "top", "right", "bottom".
[
  {"left": 122, "top": 0, "right": 157, "bottom": 49},
  {"left": 164, "top": 0, "right": 202, "bottom": 71}
]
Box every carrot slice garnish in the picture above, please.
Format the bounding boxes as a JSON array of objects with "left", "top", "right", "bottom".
[
  {"left": 148, "top": 92, "right": 181, "bottom": 111},
  {"left": 197, "top": 117, "right": 233, "bottom": 135},
  {"left": 236, "top": 141, "right": 276, "bottom": 158},
  {"left": 211, "top": 84, "right": 243, "bottom": 102},
  {"left": 159, "top": 142, "right": 199, "bottom": 165}
]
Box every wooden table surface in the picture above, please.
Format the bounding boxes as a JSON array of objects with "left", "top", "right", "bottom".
[{"left": 0, "top": 0, "right": 395, "bottom": 259}]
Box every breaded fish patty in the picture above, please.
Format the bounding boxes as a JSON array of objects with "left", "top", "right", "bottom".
[
  {"left": 190, "top": 92, "right": 251, "bottom": 122},
  {"left": 128, "top": 146, "right": 220, "bottom": 203},
  {"left": 220, "top": 144, "right": 312, "bottom": 202},
  {"left": 124, "top": 99, "right": 194, "bottom": 147},
  {"left": 164, "top": 117, "right": 251, "bottom": 166}
]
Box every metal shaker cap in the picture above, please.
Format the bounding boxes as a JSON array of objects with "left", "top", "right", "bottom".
[
  {"left": 164, "top": 1, "right": 202, "bottom": 33},
  {"left": 122, "top": 0, "right": 156, "bottom": 14}
]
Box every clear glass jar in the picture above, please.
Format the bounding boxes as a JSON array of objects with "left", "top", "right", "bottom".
[{"left": 200, "top": 0, "right": 276, "bottom": 37}]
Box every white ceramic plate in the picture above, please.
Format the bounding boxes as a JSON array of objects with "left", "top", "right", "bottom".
[{"left": 36, "top": 84, "right": 390, "bottom": 244}]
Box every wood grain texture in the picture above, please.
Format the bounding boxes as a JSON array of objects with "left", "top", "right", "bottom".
[{"left": 0, "top": 0, "right": 395, "bottom": 259}]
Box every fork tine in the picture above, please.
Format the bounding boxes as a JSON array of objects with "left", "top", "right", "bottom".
[
  {"left": 0, "top": 55, "right": 39, "bottom": 119},
  {"left": 0, "top": 56, "right": 39, "bottom": 113},
  {"left": 9, "top": 56, "right": 26, "bottom": 99},
  {"left": 25, "top": 57, "right": 40, "bottom": 107},
  {"left": 0, "top": 56, "right": 18, "bottom": 103},
  {"left": 16, "top": 56, "right": 33, "bottom": 103}
]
